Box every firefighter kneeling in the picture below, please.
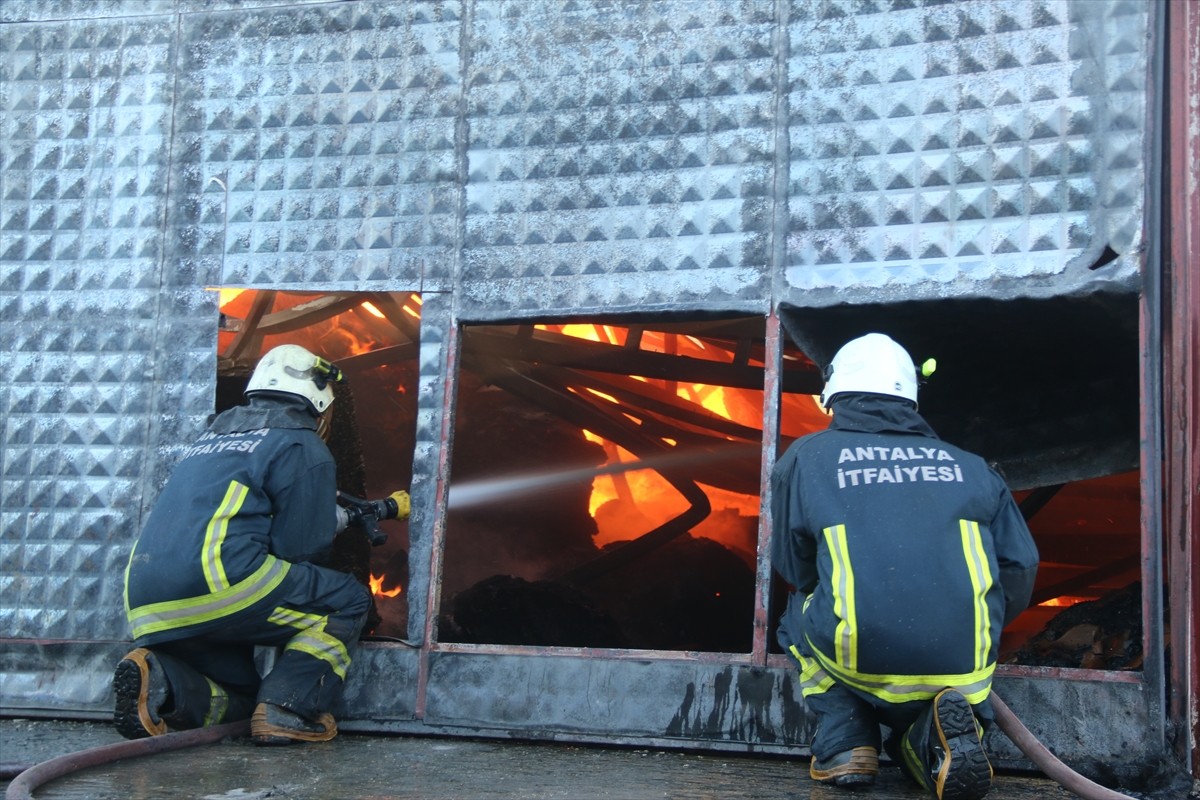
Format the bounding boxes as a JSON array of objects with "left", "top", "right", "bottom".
[
  {"left": 116, "top": 344, "right": 408, "bottom": 746},
  {"left": 770, "top": 333, "right": 1039, "bottom": 800}
]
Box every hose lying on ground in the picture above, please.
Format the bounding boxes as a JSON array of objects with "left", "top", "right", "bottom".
[
  {"left": 4, "top": 720, "right": 249, "bottom": 800},
  {"left": 990, "top": 691, "right": 1137, "bottom": 800},
  {"left": 3, "top": 697, "right": 1141, "bottom": 800}
]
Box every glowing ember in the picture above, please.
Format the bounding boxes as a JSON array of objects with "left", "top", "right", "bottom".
[
  {"left": 582, "top": 388, "right": 619, "bottom": 404},
  {"left": 369, "top": 573, "right": 402, "bottom": 598},
  {"left": 682, "top": 383, "right": 732, "bottom": 418},
  {"left": 1039, "top": 596, "right": 1091, "bottom": 607}
]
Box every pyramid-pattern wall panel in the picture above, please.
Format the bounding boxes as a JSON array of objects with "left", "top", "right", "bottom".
[
  {"left": 0, "top": 1, "right": 340, "bottom": 25},
  {"left": 168, "top": 2, "right": 462, "bottom": 290},
  {"left": 0, "top": 0, "right": 1155, "bottom": 723},
  {"left": 782, "top": 0, "right": 1145, "bottom": 304},
  {"left": 1, "top": 15, "right": 184, "bottom": 641},
  {"left": 458, "top": 0, "right": 777, "bottom": 317}
]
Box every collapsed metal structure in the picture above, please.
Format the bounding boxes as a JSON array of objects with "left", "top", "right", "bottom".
[{"left": 2, "top": 0, "right": 1197, "bottom": 791}]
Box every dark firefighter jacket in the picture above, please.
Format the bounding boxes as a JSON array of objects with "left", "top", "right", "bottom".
[
  {"left": 770, "top": 393, "right": 1039, "bottom": 706},
  {"left": 125, "top": 396, "right": 339, "bottom": 645}
]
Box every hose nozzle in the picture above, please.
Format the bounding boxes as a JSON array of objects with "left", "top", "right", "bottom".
[
  {"left": 336, "top": 489, "right": 411, "bottom": 546},
  {"left": 376, "top": 490, "right": 411, "bottom": 522}
]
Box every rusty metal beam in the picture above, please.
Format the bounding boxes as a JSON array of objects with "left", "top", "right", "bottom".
[
  {"left": 220, "top": 289, "right": 275, "bottom": 365},
  {"left": 223, "top": 294, "right": 364, "bottom": 335},
  {"left": 1029, "top": 555, "right": 1141, "bottom": 606},
  {"left": 1019, "top": 484, "right": 1065, "bottom": 522},
  {"left": 468, "top": 355, "right": 764, "bottom": 495},
  {"left": 362, "top": 292, "right": 422, "bottom": 342},
  {"left": 1165, "top": 0, "right": 1200, "bottom": 774},
  {"left": 462, "top": 325, "right": 822, "bottom": 394}
]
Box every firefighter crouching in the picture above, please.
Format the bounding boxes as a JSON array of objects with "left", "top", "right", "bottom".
[
  {"left": 117, "top": 344, "right": 377, "bottom": 745},
  {"left": 770, "top": 333, "right": 1040, "bottom": 799}
]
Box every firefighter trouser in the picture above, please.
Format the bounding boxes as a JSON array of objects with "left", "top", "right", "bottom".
[
  {"left": 792, "top": 652, "right": 996, "bottom": 763},
  {"left": 803, "top": 682, "right": 997, "bottom": 761},
  {"left": 139, "top": 562, "right": 372, "bottom": 728}
]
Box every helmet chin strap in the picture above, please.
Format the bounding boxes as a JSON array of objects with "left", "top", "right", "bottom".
[{"left": 316, "top": 410, "right": 332, "bottom": 443}]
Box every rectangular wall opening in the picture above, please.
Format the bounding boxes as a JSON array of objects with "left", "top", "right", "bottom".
[
  {"left": 773, "top": 294, "right": 1147, "bottom": 674},
  {"left": 214, "top": 289, "right": 420, "bottom": 641},
  {"left": 437, "top": 316, "right": 823, "bottom": 653}
]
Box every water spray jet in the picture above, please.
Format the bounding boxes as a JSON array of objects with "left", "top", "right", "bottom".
[{"left": 447, "top": 442, "right": 760, "bottom": 510}]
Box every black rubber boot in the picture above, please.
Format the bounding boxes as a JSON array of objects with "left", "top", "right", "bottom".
[
  {"left": 251, "top": 702, "right": 338, "bottom": 746},
  {"left": 901, "top": 688, "right": 992, "bottom": 800},
  {"left": 112, "top": 648, "right": 170, "bottom": 739},
  {"left": 809, "top": 745, "right": 879, "bottom": 787}
]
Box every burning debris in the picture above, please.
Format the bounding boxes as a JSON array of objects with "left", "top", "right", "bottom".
[
  {"left": 435, "top": 321, "right": 788, "bottom": 651},
  {"left": 581, "top": 533, "right": 756, "bottom": 653}
]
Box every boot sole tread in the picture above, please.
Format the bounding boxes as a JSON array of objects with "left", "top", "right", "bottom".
[
  {"left": 934, "top": 691, "right": 992, "bottom": 800},
  {"left": 112, "top": 657, "right": 157, "bottom": 740}
]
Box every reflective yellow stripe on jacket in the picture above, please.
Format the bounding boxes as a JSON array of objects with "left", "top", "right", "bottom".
[
  {"left": 804, "top": 638, "right": 996, "bottom": 705},
  {"left": 803, "top": 518, "right": 996, "bottom": 705},
  {"left": 822, "top": 524, "right": 857, "bottom": 668},
  {"left": 959, "top": 519, "right": 995, "bottom": 672},
  {"left": 203, "top": 481, "right": 250, "bottom": 592},
  {"left": 126, "top": 480, "right": 291, "bottom": 639},
  {"left": 789, "top": 645, "right": 836, "bottom": 698}
]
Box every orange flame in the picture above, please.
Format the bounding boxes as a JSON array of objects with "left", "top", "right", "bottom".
[
  {"left": 1039, "top": 596, "right": 1090, "bottom": 608},
  {"left": 369, "top": 573, "right": 402, "bottom": 598},
  {"left": 548, "top": 323, "right": 763, "bottom": 558}
]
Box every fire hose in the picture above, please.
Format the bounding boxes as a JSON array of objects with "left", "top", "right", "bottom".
[
  {"left": 4, "top": 693, "right": 1139, "bottom": 800},
  {"left": 990, "top": 690, "right": 1137, "bottom": 800},
  {"left": 4, "top": 720, "right": 248, "bottom": 800}
]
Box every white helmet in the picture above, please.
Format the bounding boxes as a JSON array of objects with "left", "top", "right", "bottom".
[
  {"left": 245, "top": 344, "right": 341, "bottom": 414},
  {"left": 820, "top": 333, "right": 918, "bottom": 409}
]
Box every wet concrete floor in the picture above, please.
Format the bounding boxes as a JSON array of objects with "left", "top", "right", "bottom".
[{"left": 0, "top": 716, "right": 1181, "bottom": 800}]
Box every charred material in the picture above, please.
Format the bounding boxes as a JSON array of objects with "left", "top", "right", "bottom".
[
  {"left": 587, "top": 533, "right": 756, "bottom": 653},
  {"left": 442, "top": 370, "right": 607, "bottom": 599},
  {"left": 1009, "top": 582, "right": 1148, "bottom": 670},
  {"left": 443, "top": 575, "right": 626, "bottom": 648}
]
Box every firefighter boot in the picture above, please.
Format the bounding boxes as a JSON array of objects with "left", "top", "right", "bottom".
[
  {"left": 251, "top": 702, "right": 338, "bottom": 746},
  {"left": 112, "top": 648, "right": 170, "bottom": 739},
  {"left": 901, "top": 688, "right": 992, "bottom": 800},
  {"left": 809, "top": 746, "right": 879, "bottom": 787}
]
